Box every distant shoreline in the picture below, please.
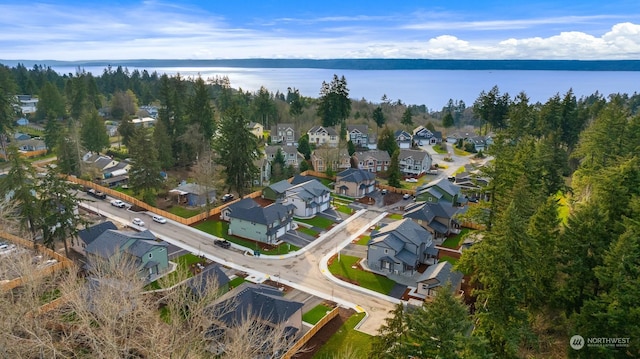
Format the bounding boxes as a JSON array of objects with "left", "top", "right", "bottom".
[{"left": 2, "top": 59, "right": 640, "bottom": 71}]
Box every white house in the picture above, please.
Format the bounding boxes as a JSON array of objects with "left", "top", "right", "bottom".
[{"left": 308, "top": 126, "right": 339, "bottom": 147}]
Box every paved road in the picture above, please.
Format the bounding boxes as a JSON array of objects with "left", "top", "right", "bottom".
[{"left": 82, "top": 195, "right": 395, "bottom": 335}]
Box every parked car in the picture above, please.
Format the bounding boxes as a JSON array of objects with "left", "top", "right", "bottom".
[
  {"left": 405, "top": 178, "right": 418, "bottom": 183},
  {"left": 152, "top": 215, "right": 167, "bottom": 224},
  {"left": 214, "top": 239, "right": 231, "bottom": 249},
  {"left": 381, "top": 189, "right": 388, "bottom": 195},
  {"left": 110, "top": 199, "right": 126, "bottom": 208},
  {"left": 403, "top": 193, "right": 411, "bottom": 200},
  {"left": 132, "top": 218, "right": 145, "bottom": 226},
  {"left": 86, "top": 188, "right": 107, "bottom": 200},
  {"left": 221, "top": 194, "right": 235, "bottom": 202}
]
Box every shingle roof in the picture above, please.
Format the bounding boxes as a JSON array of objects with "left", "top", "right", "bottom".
[
  {"left": 308, "top": 126, "right": 338, "bottom": 136},
  {"left": 399, "top": 149, "right": 430, "bottom": 162},
  {"left": 78, "top": 221, "right": 118, "bottom": 246},
  {"left": 369, "top": 219, "right": 433, "bottom": 249},
  {"left": 416, "top": 261, "right": 463, "bottom": 290},
  {"left": 227, "top": 198, "right": 294, "bottom": 227},
  {"left": 347, "top": 124, "right": 368, "bottom": 134},
  {"left": 265, "top": 144, "right": 298, "bottom": 156},
  {"left": 337, "top": 168, "right": 375, "bottom": 183},
  {"left": 188, "top": 265, "right": 231, "bottom": 297},
  {"left": 288, "top": 179, "right": 330, "bottom": 201},
  {"left": 211, "top": 283, "right": 303, "bottom": 327},
  {"left": 172, "top": 182, "right": 215, "bottom": 196},
  {"left": 85, "top": 229, "right": 165, "bottom": 261},
  {"left": 417, "top": 177, "right": 462, "bottom": 198},
  {"left": 267, "top": 179, "right": 293, "bottom": 195},
  {"left": 404, "top": 201, "right": 462, "bottom": 223}
]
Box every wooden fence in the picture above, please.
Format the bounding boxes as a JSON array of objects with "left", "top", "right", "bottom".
[
  {"left": 0, "top": 231, "right": 73, "bottom": 291},
  {"left": 282, "top": 307, "right": 341, "bottom": 359},
  {"left": 377, "top": 183, "right": 416, "bottom": 196},
  {"left": 300, "top": 170, "right": 336, "bottom": 181}
]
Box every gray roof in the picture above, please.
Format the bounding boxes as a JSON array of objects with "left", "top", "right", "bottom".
[
  {"left": 347, "top": 124, "right": 368, "bottom": 134},
  {"left": 416, "top": 261, "right": 463, "bottom": 290},
  {"left": 417, "top": 178, "right": 462, "bottom": 198},
  {"left": 288, "top": 179, "right": 330, "bottom": 201},
  {"left": 356, "top": 150, "right": 390, "bottom": 162},
  {"left": 290, "top": 174, "right": 315, "bottom": 185},
  {"left": 227, "top": 198, "right": 294, "bottom": 229},
  {"left": 78, "top": 221, "right": 118, "bottom": 246},
  {"left": 94, "top": 157, "right": 115, "bottom": 170},
  {"left": 308, "top": 125, "right": 338, "bottom": 136},
  {"left": 210, "top": 283, "right": 303, "bottom": 327},
  {"left": 267, "top": 179, "right": 293, "bottom": 195},
  {"left": 85, "top": 229, "right": 165, "bottom": 261},
  {"left": 188, "top": 265, "right": 231, "bottom": 297},
  {"left": 337, "top": 168, "right": 375, "bottom": 183},
  {"left": 369, "top": 219, "right": 433, "bottom": 249},
  {"left": 395, "top": 130, "right": 412, "bottom": 141},
  {"left": 404, "top": 201, "right": 462, "bottom": 223},
  {"left": 172, "top": 182, "right": 215, "bottom": 196},
  {"left": 399, "top": 149, "right": 430, "bottom": 162},
  {"left": 265, "top": 144, "right": 298, "bottom": 156}
]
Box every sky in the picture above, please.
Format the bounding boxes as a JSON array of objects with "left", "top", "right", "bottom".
[{"left": 1, "top": 0, "right": 639, "bottom": 61}]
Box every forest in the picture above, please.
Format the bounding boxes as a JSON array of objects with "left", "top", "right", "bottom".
[{"left": 0, "top": 62, "right": 639, "bottom": 358}]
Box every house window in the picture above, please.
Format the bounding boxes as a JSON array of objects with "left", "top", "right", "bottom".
[
  {"left": 422, "top": 284, "right": 428, "bottom": 290},
  {"left": 148, "top": 253, "right": 152, "bottom": 258},
  {"left": 384, "top": 249, "right": 388, "bottom": 254},
  {"left": 382, "top": 261, "right": 390, "bottom": 269}
]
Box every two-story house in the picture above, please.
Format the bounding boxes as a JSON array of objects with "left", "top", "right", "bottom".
[
  {"left": 395, "top": 130, "right": 412, "bottom": 149},
  {"left": 283, "top": 179, "right": 331, "bottom": 218},
  {"left": 366, "top": 219, "right": 438, "bottom": 276},
  {"left": 355, "top": 150, "right": 390, "bottom": 173},
  {"left": 346, "top": 125, "right": 369, "bottom": 148},
  {"left": 412, "top": 126, "right": 442, "bottom": 145},
  {"left": 265, "top": 145, "right": 300, "bottom": 168},
  {"left": 404, "top": 200, "right": 466, "bottom": 243},
  {"left": 271, "top": 123, "right": 297, "bottom": 146},
  {"left": 307, "top": 126, "right": 339, "bottom": 147},
  {"left": 398, "top": 149, "right": 432, "bottom": 177},
  {"left": 310, "top": 148, "right": 350, "bottom": 173},
  {"left": 221, "top": 198, "right": 295, "bottom": 244},
  {"left": 415, "top": 178, "right": 467, "bottom": 206},
  {"left": 335, "top": 168, "right": 376, "bottom": 198},
  {"left": 247, "top": 122, "right": 264, "bottom": 140}
]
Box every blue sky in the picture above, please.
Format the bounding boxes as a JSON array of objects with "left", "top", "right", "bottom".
[{"left": 1, "top": 0, "right": 639, "bottom": 60}]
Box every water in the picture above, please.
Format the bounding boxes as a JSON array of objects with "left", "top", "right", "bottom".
[{"left": 53, "top": 65, "right": 640, "bottom": 109}]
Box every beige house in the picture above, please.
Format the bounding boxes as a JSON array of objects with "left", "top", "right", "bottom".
[
  {"left": 308, "top": 126, "right": 339, "bottom": 147},
  {"left": 247, "top": 122, "right": 264, "bottom": 139},
  {"left": 355, "top": 150, "right": 390, "bottom": 173},
  {"left": 311, "top": 147, "right": 350, "bottom": 172},
  {"left": 335, "top": 168, "right": 376, "bottom": 198}
]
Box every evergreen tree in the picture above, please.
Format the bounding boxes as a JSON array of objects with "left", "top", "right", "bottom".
[
  {"left": 287, "top": 87, "right": 304, "bottom": 118},
  {"left": 377, "top": 126, "right": 399, "bottom": 157},
  {"left": 251, "top": 86, "right": 276, "bottom": 128},
  {"left": 347, "top": 140, "right": 356, "bottom": 156},
  {"left": 128, "top": 128, "right": 163, "bottom": 204},
  {"left": 153, "top": 119, "right": 174, "bottom": 169},
  {"left": 387, "top": 149, "right": 402, "bottom": 188},
  {"left": 372, "top": 106, "right": 385, "bottom": 138},
  {"left": 400, "top": 108, "right": 413, "bottom": 129},
  {"left": 317, "top": 75, "right": 350, "bottom": 127},
  {"left": 81, "top": 110, "right": 110, "bottom": 153},
  {"left": 271, "top": 148, "right": 287, "bottom": 182},
  {"left": 371, "top": 304, "right": 409, "bottom": 359},
  {"left": 213, "top": 106, "right": 259, "bottom": 196},
  {"left": 0, "top": 65, "right": 17, "bottom": 154},
  {"left": 35, "top": 81, "right": 66, "bottom": 121},
  {"left": 44, "top": 116, "right": 62, "bottom": 151},
  {"left": 117, "top": 114, "right": 135, "bottom": 147},
  {"left": 56, "top": 128, "right": 82, "bottom": 176},
  {"left": 0, "top": 146, "right": 39, "bottom": 236},
  {"left": 189, "top": 76, "right": 215, "bottom": 143},
  {"left": 297, "top": 134, "right": 311, "bottom": 160},
  {"left": 442, "top": 111, "right": 455, "bottom": 128}
]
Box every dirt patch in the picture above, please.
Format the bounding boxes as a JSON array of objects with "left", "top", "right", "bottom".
[
  {"left": 293, "top": 307, "right": 356, "bottom": 359},
  {"left": 383, "top": 192, "right": 403, "bottom": 206},
  {"left": 357, "top": 196, "right": 375, "bottom": 205}
]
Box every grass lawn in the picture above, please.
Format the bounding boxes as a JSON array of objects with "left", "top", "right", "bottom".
[
  {"left": 167, "top": 206, "right": 204, "bottom": 218},
  {"left": 432, "top": 144, "right": 447, "bottom": 154},
  {"left": 387, "top": 213, "right": 403, "bottom": 220},
  {"left": 147, "top": 253, "right": 202, "bottom": 290},
  {"left": 453, "top": 147, "right": 471, "bottom": 156},
  {"left": 454, "top": 166, "right": 466, "bottom": 174},
  {"left": 354, "top": 235, "right": 370, "bottom": 246},
  {"left": 298, "top": 227, "right": 319, "bottom": 237},
  {"left": 229, "top": 276, "right": 246, "bottom": 288},
  {"left": 26, "top": 152, "right": 57, "bottom": 163},
  {"left": 114, "top": 186, "right": 135, "bottom": 197},
  {"left": 194, "top": 220, "right": 298, "bottom": 255},
  {"left": 295, "top": 216, "right": 334, "bottom": 229},
  {"left": 336, "top": 204, "right": 353, "bottom": 215},
  {"left": 317, "top": 177, "right": 334, "bottom": 187},
  {"left": 302, "top": 304, "right": 333, "bottom": 325},
  {"left": 328, "top": 255, "right": 396, "bottom": 295},
  {"left": 441, "top": 228, "right": 471, "bottom": 249},
  {"left": 313, "top": 312, "right": 371, "bottom": 359},
  {"left": 439, "top": 255, "right": 459, "bottom": 265},
  {"left": 331, "top": 193, "right": 353, "bottom": 201}
]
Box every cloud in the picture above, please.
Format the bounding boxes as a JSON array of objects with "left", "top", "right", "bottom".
[{"left": 0, "top": 1, "right": 639, "bottom": 60}]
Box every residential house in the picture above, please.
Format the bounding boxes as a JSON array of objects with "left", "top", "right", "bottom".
[
  {"left": 77, "top": 221, "right": 118, "bottom": 251},
  {"left": 139, "top": 105, "right": 159, "bottom": 118},
  {"left": 131, "top": 117, "right": 157, "bottom": 127},
  {"left": 311, "top": 147, "right": 350, "bottom": 173},
  {"left": 271, "top": 123, "right": 297, "bottom": 146},
  {"left": 335, "top": 168, "right": 376, "bottom": 198},
  {"left": 307, "top": 126, "right": 339, "bottom": 147},
  {"left": 398, "top": 149, "right": 432, "bottom": 177},
  {"left": 346, "top": 124, "right": 369, "bottom": 147},
  {"left": 17, "top": 139, "right": 47, "bottom": 152},
  {"left": 247, "top": 122, "right": 264, "bottom": 139},
  {"left": 13, "top": 132, "right": 31, "bottom": 141},
  {"left": 262, "top": 179, "right": 293, "bottom": 201},
  {"left": 169, "top": 182, "right": 216, "bottom": 207},
  {"left": 356, "top": 150, "right": 390, "bottom": 173},
  {"left": 415, "top": 178, "right": 466, "bottom": 206},
  {"left": 403, "top": 201, "right": 466, "bottom": 243},
  {"left": 366, "top": 219, "right": 438, "bottom": 276},
  {"left": 412, "top": 126, "right": 442, "bottom": 145},
  {"left": 265, "top": 145, "right": 300, "bottom": 168},
  {"left": 205, "top": 283, "right": 304, "bottom": 354},
  {"left": 446, "top": 131, "right": 476, "bottom": 144},
  {"left": 101, "top": 161, "right": 131, "bottom": 187},
  {"left": 253, "top": 157, "right": 271, "bottom": 186},
  {"left": 80, "top": 222, "right": 169, "bottom": 279},
  {"left": 221, "top": 198, "right": 295, "bottom": 244},
  {"left": 283, "top": 179, "right": 331, "bottom": 218},
  {"left": 187, "top": 265, "right": 231, "bottom": 298},
  {"left": 16, "top": 95, "right": 38, "bottom": 114},
  {"left": 82, "top": 153, "right": 119, "bottom": 173},
  {"left": 106, "top": 124, "right": 118, "bottom": 137},
  {"left": 415, "top": 261, "right": 463, "bottom": 298},
  {"left": 395, "top": 130, "right": 412, "bottom": 149},
  {"left": 16, "top": 118, "right": 29, "bottom": 126}
]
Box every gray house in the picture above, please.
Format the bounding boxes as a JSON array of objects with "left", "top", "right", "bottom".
[
  {"left": 367, "top": 219, "right": 438, "bottom": 276},
  {"left": 395, "top": 130, "right": 412, "bottom": 149},
  {"left": 403, "top": 201, "right": 466, "bottom": 243},
  {"left": 283, "top": 179, "right": 331, "bottom": 218},
  {"left": 416, "top": 261, "right": 463, "bottom": 298},
  {"left": 398, "top": 149, "right": 432, "bottom": 177},
  {"left": 205, "top": 283, "right": 304, "bottom": 354},
  {"left": 170, "top": 182, "right": 216, "bottom": 207},
  {"left": 222, "top": 198, "right": 295, "bottom": 244},
  {"left": 187, "top": 265, "right": 231, "bottom": 298},
  {"left": 82, "top": 223, "right": 169, "bottom": 279},
  {"left": 271, "top": 123, "right": 298, "bottom": 146},
  {"left": 335, "top": 168, "right": 376, "bottom": 198},
  {"left": 262, "top": 179, "right": 293, "bottom": 201},
  {"left": 415, "top": 178, "right": 466, "bottom": 206}
]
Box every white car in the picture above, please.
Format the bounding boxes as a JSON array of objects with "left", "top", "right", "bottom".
[
  {"left": 152, "top": 215, "right": 167, "bottom": 224},
  {"left": 405, "top": 178, "right": 418, "bottom": 183},
  {"left": 403, "top": 193, "right": 411, "bottom": 200},
  {"left": 110, "top": 199, "right": 126, "bottom": 208},
  {"left": 132, "top": 218, "right": 145, "bottom": 227}
]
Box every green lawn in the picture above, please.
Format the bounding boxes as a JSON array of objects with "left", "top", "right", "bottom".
[
  {"left": 16, "top": 125, "right": 44, "bottom": 137},
  {"left": 328, "top": 255, "right": 396, "bottom": 295},
  {"left": 454, "top": 166, "right": 466, "bottom": 175},
  {"left": 336, "top": 204, "right": 353, "bottom": 214},
  {"left": 354, "top": 235, "right": 370, "bottom": 246},
  {"left": 432, "top": 144, "right": 447, "bottom": 154},
  {"left": 229, "top": 276, "right": 246, "bottom": 288},
  {"left": 453, "top": 147, "right": 471, "bottom": 156},
  {"left": 303, "top": 304, "right": 334, "bottom": 325},
  {"left": 331, "top": 193, "right": 354, "bottom": 201},
  {"left": 114, "top": 186, "right": 135, "bottom": 197},
  {"left": 387, "top": 213, "right": 403, "bottom": 220},
  {"left": 194, "top": 220, "right": 298, "bottom": 255},
  {"left": 313, "top": 312, "right": 371, "bottom": 359},
  {"left": 298, "top": 227, "right": 319, "bottom": 237},
  {"left": 441, "top": 228, "right": 471, "bottom": 249},
  {"left": 147, "top": 253, "right": 203, "bottom": 290},
  {"left": 167, "top": 206, "right": 204, "bottom": 218},
  {"left": 439, "top": 255, "right": 459, "bottom": 265},
  {"left": 295, "top": 216, "right": 334, "bottom": 229},
  {"left": 317, "top": 177, "right": 334, "bottom": 187}
]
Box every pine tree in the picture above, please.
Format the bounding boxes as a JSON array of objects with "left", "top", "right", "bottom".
[
  {"left": 128, "top": 128, "right": 163, "bottom": 204},
  {"left": 400, "top": 108, "right": 413, "bottom": 130},
  {"left": 387, "top": 149, "right": 402, "bottom": 188},
  {"left": 81, "top": 110, "right": 110, "bottom": 154}
]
